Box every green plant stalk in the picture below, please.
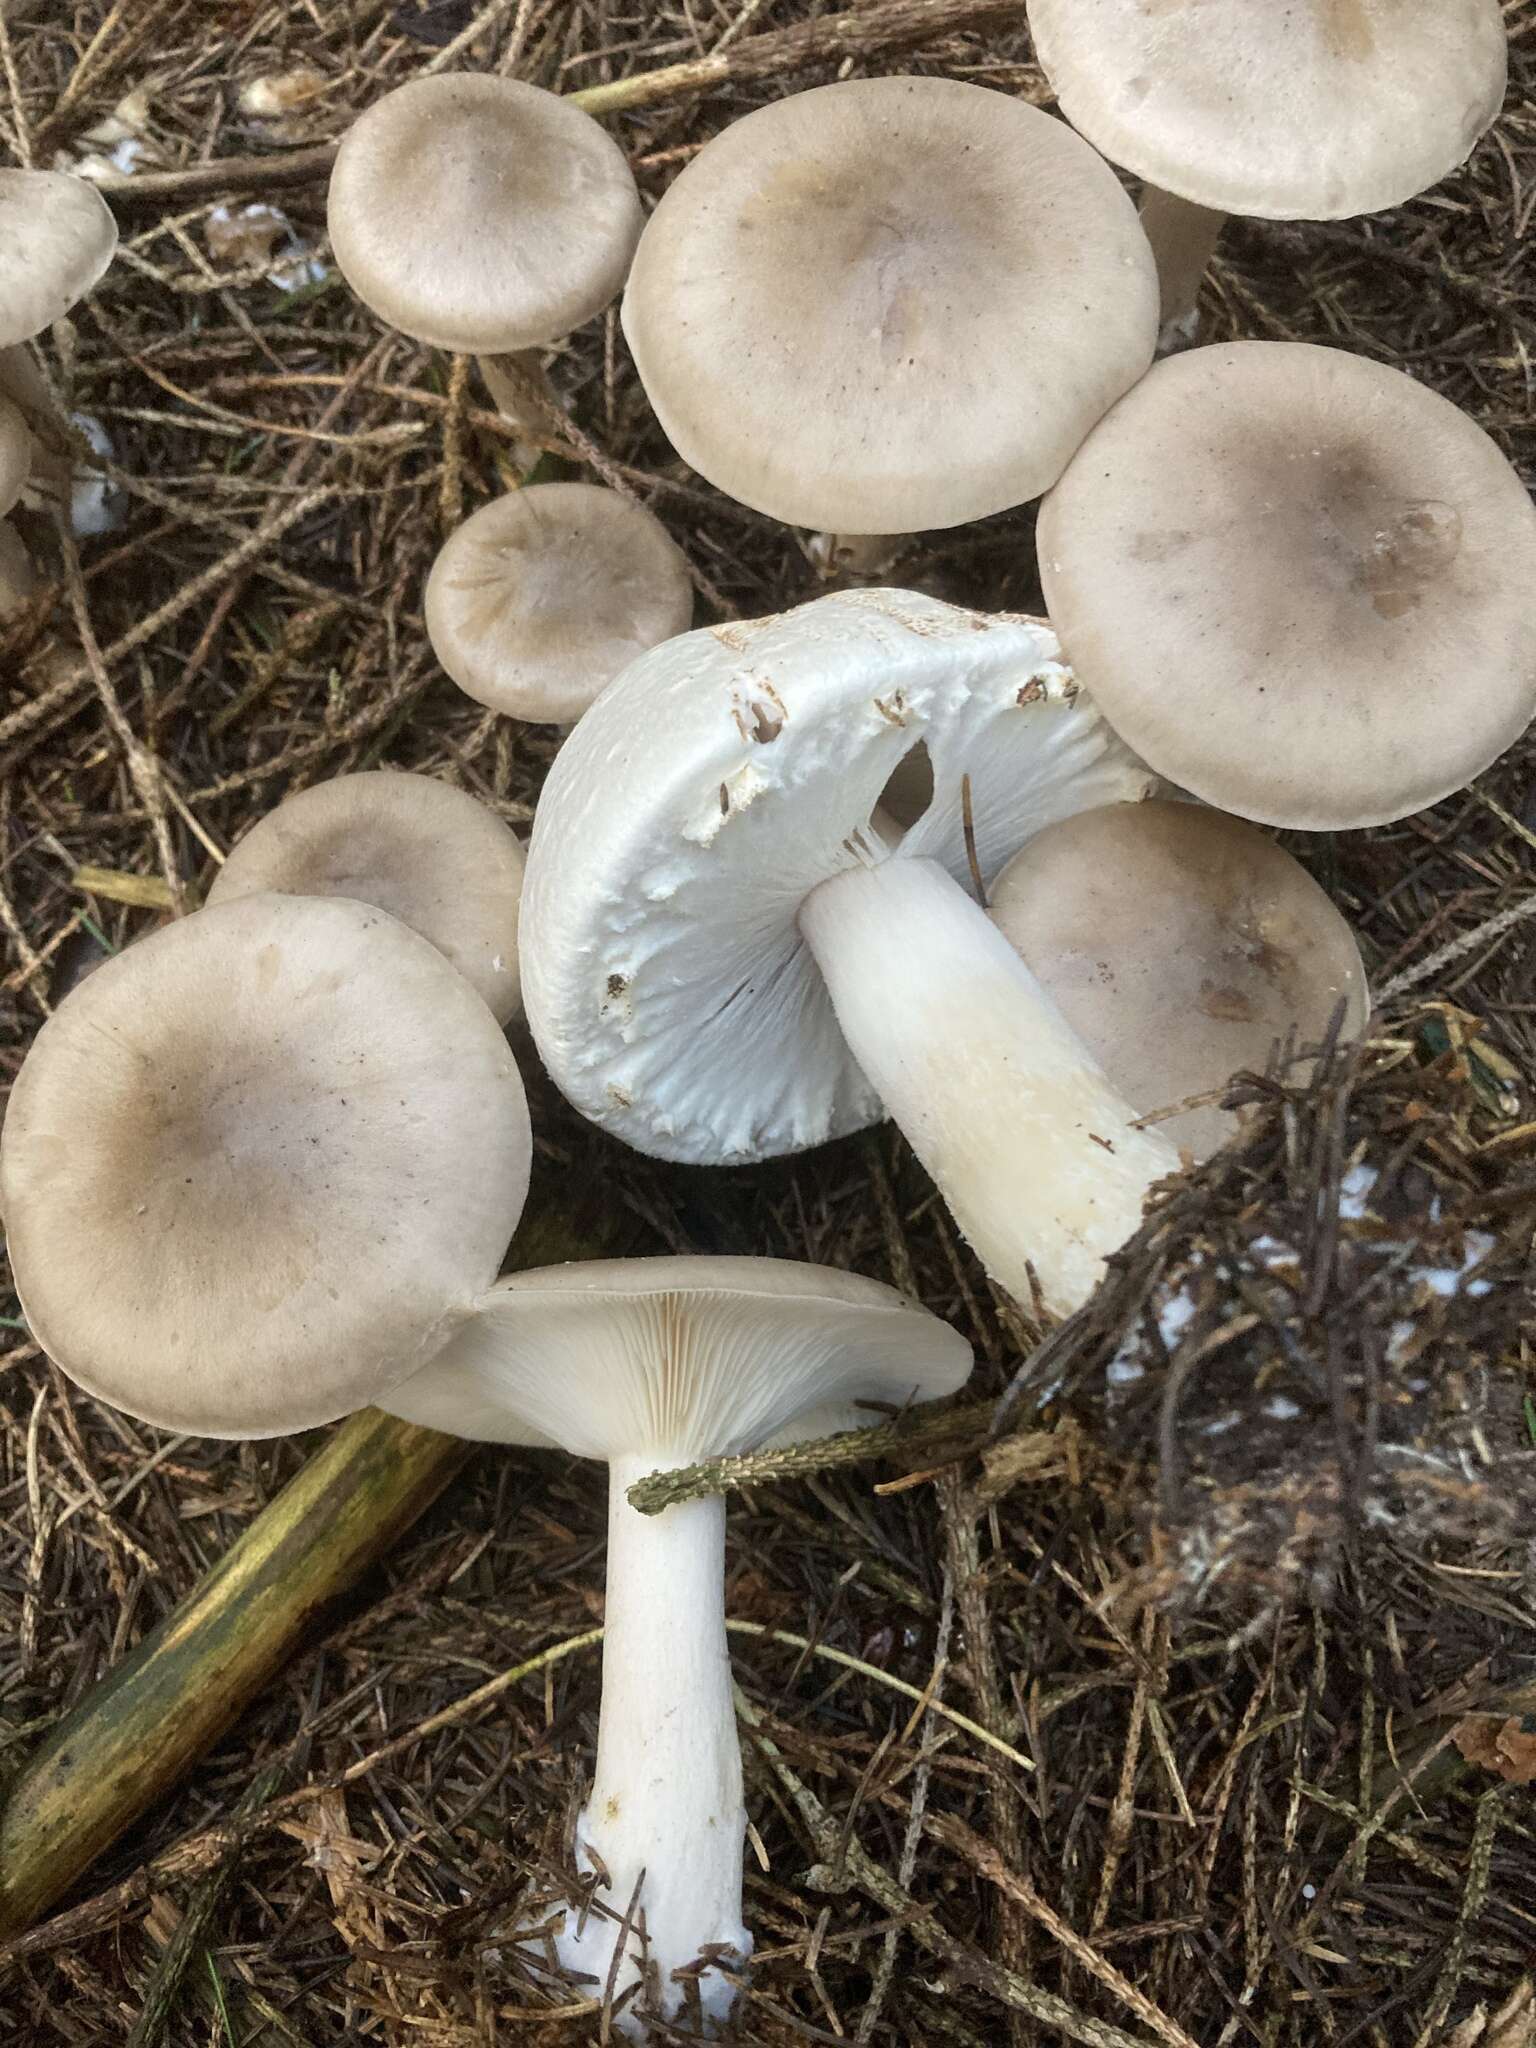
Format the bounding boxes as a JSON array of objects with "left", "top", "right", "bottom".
[{"left": 0, "top": 1184, "right": 642, "bottom": 1938}]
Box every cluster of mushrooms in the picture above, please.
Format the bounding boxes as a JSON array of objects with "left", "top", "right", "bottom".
[{"left": 4, "top": 1, "right": 1534, "bottom": 2036}]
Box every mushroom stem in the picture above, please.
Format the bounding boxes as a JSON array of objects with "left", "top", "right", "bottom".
[
  {"left": 477, "top": 348, "right": 559, "bottom": 471},
  {"left": 804, "top": 530, "right": 910, "bottom": 581},
  {"left": 1137, "top": 185, "right": 1225, "bottom": 347},
  {"left": 556, "top": 1450, "right": 750, "bottom": 2036},
  {"left": 798, "top": 854, "right": 1179, "bottom": 1315}
]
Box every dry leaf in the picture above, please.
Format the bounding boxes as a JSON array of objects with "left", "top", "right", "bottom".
[
  {"left": 239, "top": 67, "right": 329, "bottom": 117},
  {"left": 277, "top": 1787, "right": 382, "bottom": 1950},
  {"left": 1452, "top": 1714, "right": 1536, "bottom": 1785},
  {"left": 1440, "top": 1979, "right": 1536, "bottom": 2048}
]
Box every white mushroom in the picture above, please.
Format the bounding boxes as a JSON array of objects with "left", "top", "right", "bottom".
[
  {"left": 380, "top": 1255, "right": 971, "bottom": 2036},
  {"left": 521, "top": 589, "right": 1171, "bottom": 1317},
  {"left": 989, "top": 801, "right": 1370, "bottom": 1160},
  {"left": 0, "top": 893, "right": 531, "bottom": 1435},
  {"left": 207, "top": 771, "right": 527, "bottom": 1024},
  {"left": 621, "top": 76, "right": 1157, "bottom": 558},
  {"left": 424, "top": 484, "right": 693, "bottom": 726},
  {"left": 1037, "top": 341, "right": 1536, "bottom": 828},
  {"left": 0, "top": 168, "right": 118, "bottom": 348},
  {"left": 1026, "top": 0, "right": 1507, "bottom": 341},
  {"left": 326, "top": 76, "right": 642, "bottom": 440}
]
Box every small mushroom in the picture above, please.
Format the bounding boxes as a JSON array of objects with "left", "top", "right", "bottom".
[
  {"left": 380, "top": 1254, "right": 971, "bottom": 2035},
  {"left": 0, "top": 893, "right": 531, "bottom": 1436},
  {"left": 0, "top": 168, "right": 119, "bottom": 349},
  {"left": 1036, "top": 341, "right": 1536, "bottom": 829},
  {"left": 206, "top": 771, "right": 527, "bottom": 1025},
  {"left": 326, "top": 76, "right": 642, "bottom": 436},
  {"left": 0, "top": 396, "right": 31, "bottom": 517},
  {"left": 0, "top": 345, "right": 69, "bottom": 507},
  {"left": 621, "top": 76, "right": 1157, "bottom": 554},
  {"left": 0, "top": 515, "right": 37, "bottom": 618},
  {"left": 424, "top": 483, "right": 693, "bottom": 726},
  {"left": 989, "top": 800, "right": 1370, "bottom": 1160},
  {"left": 1026, "top": 0, "right": 1507, "bottom": 339},
  {"left": 522, "top": 589, "right": 1174, "bottom": 1317}
]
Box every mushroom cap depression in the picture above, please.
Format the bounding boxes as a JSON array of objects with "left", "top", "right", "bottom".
[
  {"left": 326, "top": 75, "right": 643, "bottom": 353},
  {"left": 0, "top": 893, "right": 532, "bottom": 1437},
  {"left": 989, "top": 800, "right": 1370, "bottom": 1160},
  {"left": 0, "top": 170, "right": 118, "bottom": 348},
  {"left": 380, "top": 1255, "right": 973, "bottom": 1456},
  {"left": 621, "top": 77, "right": 1158, "bottom": 533},
  {"left": 1037, "top": 342, "right": 1536, "bottom": 829},
  {"left": 207, "top": 771, "right": 526, "bottom": 1024},
  {"left": 424, "top": 483, "right": 693, "bottom": 723},
  {"left": 520, "top": 589, "right": 1155, "bottom": 1164},
  {"left": 1026, "top": 0, "right": 1507, "bottom": 220}
]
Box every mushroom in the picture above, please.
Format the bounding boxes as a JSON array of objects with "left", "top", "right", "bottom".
[
  {"left": 521, "top": 588, "right": 1174, "bottom": 1318},
  {"left": 424, "top": 483, "right": 693, "bottom": 726},
  {"left": 206, "top": 770, "right": 527, "bottom": 1024},
  {"left": 379, "top": 1254, "right": 972, "bottom": 2035},
  {"left": 0, "top": 396, "right": 31, "bottom": 518},
  {"left": 0, "top": 168, "right": 118, "bottom": 349},
  {"left": 1036, "top": 341, "right": 1536, "bottom": 830},
  {"left": 0, "top": 345, "right": 69, "bottom": 508},
  {"left": 0, "top": 892, "right": 531, "bottom": 1436},
  {"left": 1026, "top": 0, "right": 1507, "bottom": 340},
  {"left": 0, "top": 515, "right": 37, "bottom": 618},
  {"left": 326, "top": 76, "right": 642, "bottom": 442},
  {"left": 989, "top": 800, "right": 1370, "bottom": 1160},
  {"left": 620, "top": 76, "right": 1157, "bottom": 561}
]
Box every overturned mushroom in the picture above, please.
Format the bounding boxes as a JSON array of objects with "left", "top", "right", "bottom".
[
  {"left": 522, "top": 589, "right": 1172, "bottom": 1316},
  {"left": 621, "top": 76, "right": 1156, "bottom": 553},
  {"left": 989, "top": 800, "right": 1370, "bottom": 1160},
  {"left": 0, "top": 893, "right": 531, "bottom": 1436},
  {"left": 1036, "top": 341, "right": 1536, "bottom": 829},
  {"left": 207, "top": 771, "right": 526, "bottom": 1024},
  {"left": 424, "top": 484, "right": 693, "bottom": 725},
  {"left": 1026, "top": 0, "right": 1507, "bottom": 339},
  {"left": 381, "top": 1255, "right": 971, "bottom": 2036}
]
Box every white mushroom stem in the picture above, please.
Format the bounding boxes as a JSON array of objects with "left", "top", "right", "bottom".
[
  {"left": 798, "top": 855, "right": 1179, "bottom": 1316},
  {"left": 477, "top": 347, "right": 559, "bottom": 470},
  {"left": 804, "top": 531, "right": 910, "bottom": 582},
  {"left": 1137, "top": 186, "right": 1226, "bottom": 345},
  {"left": 555, "top": 1451, "right": 749, "bottom": 2037}
]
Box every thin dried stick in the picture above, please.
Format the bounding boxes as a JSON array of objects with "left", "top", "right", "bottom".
[{"left": 92, "top": 0, "right": 1020, "bottom": 204}]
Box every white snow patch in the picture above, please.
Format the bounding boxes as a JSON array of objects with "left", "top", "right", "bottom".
[
  {"left": 1338, "top": 1162, "right": 1377, "bottom": 1220},
  {"left": 1156, "top": 1291, "right": 1197, "bottom": 1349}
]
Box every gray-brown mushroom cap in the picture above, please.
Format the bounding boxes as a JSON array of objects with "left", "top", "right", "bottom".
[
  {"left": 1037, "top": 341, "right": 1536, "bottom": 830},
  {"left": 0, "top": 893, "right": 532, "bottom": 1438},
  {"left": 326, "top": 75, "right": 643, "bottom": 353},
  {"left": 621, "top": 76, "right": 1158, "bottom": 534},
  {"left": 424, "top": 483, "right": 693, "bottom": 724},
  {"left": 0, "top": 170, "right": 119, "bottom": 348},
  {"left": 206, "top": 771, "right": 527, "bottom": 1024},
  {"left": 1026, "top": 0, "right": 1507, "bottom": 220},
  {"left": 989, "top": 801, "right": 1369, "bottom": 1161}
]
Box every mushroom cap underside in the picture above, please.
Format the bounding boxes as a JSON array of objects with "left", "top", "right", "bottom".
[{"left": 521, "top": 587, "right": 1155, "bottom": 1164}]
